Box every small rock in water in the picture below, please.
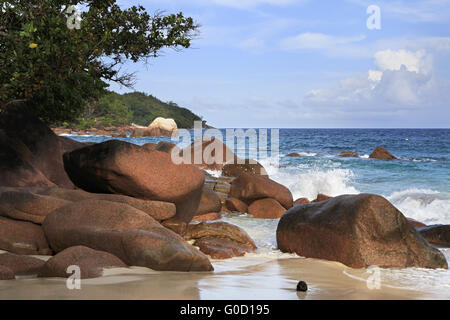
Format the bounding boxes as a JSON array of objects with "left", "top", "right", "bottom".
[
  {"left": 286, "top": 152, "right": 301, "bottom": 157},
  {"left": 296, "top": 280, "right": 308, "bottom": 292}
]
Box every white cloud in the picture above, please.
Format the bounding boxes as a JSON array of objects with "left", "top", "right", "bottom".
[
  {"left": 304, "top": 49, "right": 450, "bottom": 111},
  {"left": 373, "top": 49, "right": 432, "bottom": 74},
  {"left": 280, "top": 32, "right": 366, "bottom": 50}
]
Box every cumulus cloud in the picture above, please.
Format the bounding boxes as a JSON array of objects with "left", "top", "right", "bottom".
[
  {"left": 304, "top": 49, "right": 450, "bottom": 111},
  {"left": 373, "top": 49, "right": 432, "bottom": 74}
]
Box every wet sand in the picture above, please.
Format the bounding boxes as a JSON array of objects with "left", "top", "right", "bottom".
[{"left": 1, "top": 254, "right": 448, "bottom": 300}]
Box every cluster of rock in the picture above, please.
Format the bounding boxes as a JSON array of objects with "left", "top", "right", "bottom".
[
  {"left": 0, "top": 102, "right": 448, "bottom": 281},
  {"left": 287, "top": 147, "right": 397, "bottom": 160},
  {"left": 0, "top": 102, "right": 257, "bottom": 279}
]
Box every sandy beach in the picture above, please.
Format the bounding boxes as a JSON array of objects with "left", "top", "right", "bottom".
[{"left": 1, "top": 248, "right": 449, "bottom": 300}]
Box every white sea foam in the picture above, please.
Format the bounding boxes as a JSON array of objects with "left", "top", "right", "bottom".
[
  {"left": 204, "top": 169, "right": 222, "bottom": 178},
  {"left": 265, "top": 164, "right": 360, "bottom": 200},
  {"left": 387, "top": 189, "right": 450, "bottom": 225}
]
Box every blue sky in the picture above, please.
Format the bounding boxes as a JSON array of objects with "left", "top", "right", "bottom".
[{"left": 111, "top": 0, "right": 450, "bottom": 128}]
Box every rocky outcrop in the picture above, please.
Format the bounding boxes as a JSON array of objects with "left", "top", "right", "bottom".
[
  {"left": 180, "top": 137, "right": 238, "bottom": 171},
  {"left": 418, "top": 225, "right": 450, "bottom": 247},
  {"left": 38, "top": 246, "right": 127, "bottom": 279},
  {"left": 276, "top": 194, "right": 448, "bottom": 269},
  {"left": 42, "top": 199, "right": 213, "bottom": 271},
  {"left": 0, "top": 102, "right": 75, "bottom": 188},
  {"left": 0, "top": 187, "right": 176, "bottom": 224},
  {"left": 369, "top": 147, "right": 397, "bottom": 160},
  {"left": 0, "top": 216, "right": 51, "bottom": 255},
  {"left": 185, "top": 221, "right": 256, "bottom": 259},
  {"left": 63, "top": 140, "right": 205, "bottom": 233},
  {"left": 0, "top": 252, "right": 45, "bottom": 276},
  {"left": 129, "top": 118, "right": 178, "bottom": 137},
  {"left": 148, "top": 117, "right": 178, "bottom": 137},
  {"left": 229, "top": 173, "right": 293, "bottom": 209},
  {"left": 248, "top": 198, "right": 286, "bottom": 219},
  {"left": 221, "top": 160, "right": 267, "bottom": 177}
]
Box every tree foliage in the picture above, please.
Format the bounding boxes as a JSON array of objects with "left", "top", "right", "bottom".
[{"left": 0, "top": 0, "right": 198, "bottom": 124}]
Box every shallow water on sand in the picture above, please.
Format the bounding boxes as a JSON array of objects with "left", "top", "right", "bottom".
[{"left": 1, "top": 255, "right": 448, "bottom": 300}]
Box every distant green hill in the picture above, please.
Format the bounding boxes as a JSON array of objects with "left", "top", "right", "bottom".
[{"left": 66, "top": 91, "right": 204, "bottom": 129}]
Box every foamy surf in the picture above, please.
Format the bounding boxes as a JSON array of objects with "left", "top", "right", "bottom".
[{"left": 387, "top": 189, "right": 450, "bottom": 225}]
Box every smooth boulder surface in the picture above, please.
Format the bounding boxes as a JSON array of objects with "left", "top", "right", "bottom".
[
  {"left": 154, "top": 141, "right": 178, "bottom": 154},
  {"left": 59, "top": 136, "right": 95, "bottom": 154},
  {"left": 225, "top": 197, "right": 248, "bottom": 213},
  {"left": 229, "top": 173, "right": 293, "bottom": 209},
  {"left": 0, "top": 252, "right": 45, "bottom": 276},
  {"left": 369, "top": 147, "right": 397, "bottom": 160},
  {"left": 148, "top": 117, "right": 178, "bottom": 137},
  {"left": 38, "top": 246, "right": 127, "bottom": 279},
  {"left": 0, "top": 187, "right": 176, "bottom": 223},
  {"left": 0, "top": 216, "right": 52, "bottom": 255},
  {"left": 276, "top": 194, "right": 448, "bottom": 269},
  {"left": 248, "top": 198, "right": 286, "bottom": 219},
  {"left": 221, "top": 160, "right": 267, "bottom": 178},
  {"left": 185, "top": 221, "right": 256, "bottom": 259},
  {"left": 0, "top": 189, "right": 70, "bottom": 224},
  {"left": 180, "top": 137, "right": 238, "bottom": 171},
  {"left": 418, "top": 225, "right": 450, "bottom": 247},
  {"left": 0, "top": 130, "right": 55, "bottom": 188},
  {"left": 63, "top": 140, "right": 205, "bottom": 230},
  {"left": 0, "top": 102, "right": 74, "bottom": 188},
  {"left": 195, "top": 188, "right": 222, "bottom": 216},
  {"left": 42, "top": 199, "right": 213, "bottom": 271}
]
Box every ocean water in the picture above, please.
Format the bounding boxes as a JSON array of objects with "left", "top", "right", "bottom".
[
  {"left": 68, "top": 128, "right": 450, "bottom": 226},
  {"left": 63, "top": 129, "right": 450, "bottom": 298}
]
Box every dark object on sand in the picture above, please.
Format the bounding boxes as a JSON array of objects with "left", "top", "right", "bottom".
[{"left": 296, "top": 281, "right": 308, "bottom": 292}]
